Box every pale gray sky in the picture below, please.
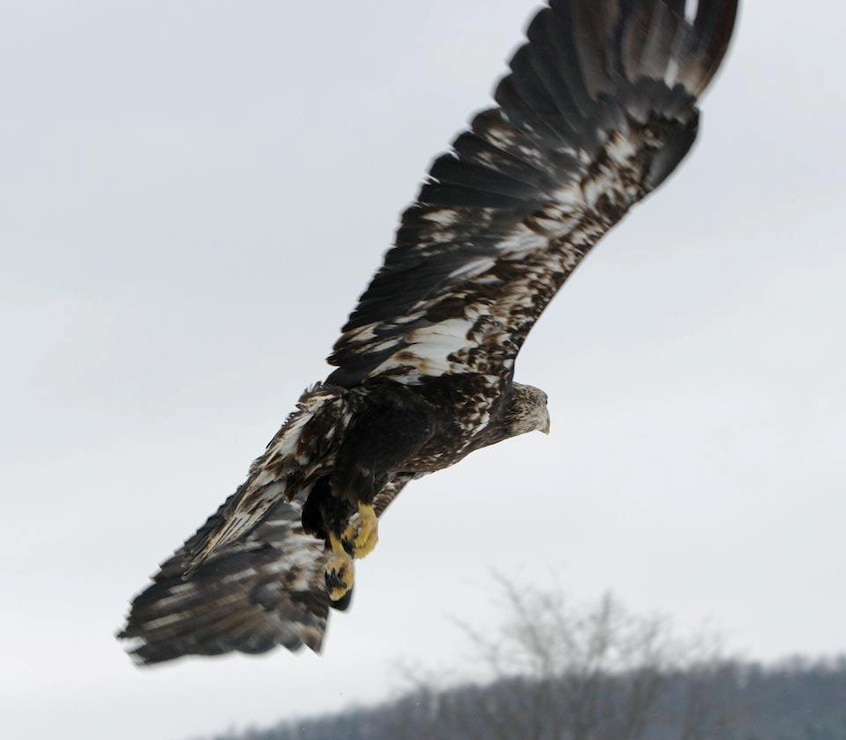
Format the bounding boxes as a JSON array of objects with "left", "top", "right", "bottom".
[{"left": 2, "top": 1, "right": 845, "bottom": 738}]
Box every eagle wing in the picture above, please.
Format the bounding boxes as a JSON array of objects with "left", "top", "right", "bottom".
[{"left": 327, "top": 0, "right": 737, "bottom": 390}]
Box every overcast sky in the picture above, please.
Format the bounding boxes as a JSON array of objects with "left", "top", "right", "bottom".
[{"left": 2, "top": 1, "right": 845, "bottom": 738}]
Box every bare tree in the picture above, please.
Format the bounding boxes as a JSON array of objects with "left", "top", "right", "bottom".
[{"left": 446, "top": 576, "right": 734, "bottom": 740}]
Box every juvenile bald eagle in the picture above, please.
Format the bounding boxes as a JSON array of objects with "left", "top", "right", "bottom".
[{"left": 120, "top": 0, "right": 738, "bottom": 664}]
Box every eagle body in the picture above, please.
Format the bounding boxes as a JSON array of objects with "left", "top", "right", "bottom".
[
  {"left": 189, "top": 376, "right": 548, "bottom": 565},
  {"left": 120, "top": 0, "right": 738, "bottom": 664}
]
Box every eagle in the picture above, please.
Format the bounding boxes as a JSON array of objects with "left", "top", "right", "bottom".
[{"left": 120, "top": 0, "right": 738, "bottom": 664}]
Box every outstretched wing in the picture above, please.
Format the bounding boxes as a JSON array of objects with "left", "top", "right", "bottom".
[
  {"left": 119, "top": 474, "right": 413, "bottom": 664},
  {"left": 327, "top": 0, "right": 737, "bottom": 389}
]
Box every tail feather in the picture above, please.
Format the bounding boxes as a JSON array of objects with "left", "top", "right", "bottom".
[
  {"left": 119, "top": 466, "right": 414, "bottom": 665},
  {"left": 119, "top": 496, "right": 331, "bottom": 665}
]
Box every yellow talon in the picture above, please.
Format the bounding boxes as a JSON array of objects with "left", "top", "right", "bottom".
[
  {"left": 342, "top": 502, "right": 379, "bottom": 559},
  {"left": 325, "top": 531, "right": 355, "bottom": 601},
  {"left": 323, "top": 503, "right": 378, "bottom": 600}
]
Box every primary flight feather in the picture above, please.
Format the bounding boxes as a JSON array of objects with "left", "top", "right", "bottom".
[{"left": 120, "top": 0, "right": 738, "bottom": 664}]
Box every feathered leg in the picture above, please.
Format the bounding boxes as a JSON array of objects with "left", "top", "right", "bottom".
[{"left": 321, "top": 384, "right": 437, "bottom": 596}]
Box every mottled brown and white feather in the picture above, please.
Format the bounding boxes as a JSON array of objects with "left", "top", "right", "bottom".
[
  {"left": 327, "top": 0, "right": 738, "bottom": 404},
  {"left": 182, "top": 383, "right": 353, "bottom": 571}
]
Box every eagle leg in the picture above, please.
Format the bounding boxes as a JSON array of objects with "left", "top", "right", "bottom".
[{"left": 321, "top": 382, "right": 439, "bottom": 598}]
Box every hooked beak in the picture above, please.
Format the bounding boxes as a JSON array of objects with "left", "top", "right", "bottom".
[{"left": 541, "top": 410, "right": 551, "bottom": 435}]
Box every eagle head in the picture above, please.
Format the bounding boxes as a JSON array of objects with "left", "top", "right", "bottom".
[{"left": 506, "top": 382, "right": 550, "bottom": 437}]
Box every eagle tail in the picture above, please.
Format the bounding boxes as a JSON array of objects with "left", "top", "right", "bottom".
[
  {"left": 118, "top": 383, "right": 352, "bottom": 664},
  {"left": 118, "top": 472, "right": 417, "bottom": 664},
  {"left": 118, "top": 494, "right": 333, "bottom": 664}
]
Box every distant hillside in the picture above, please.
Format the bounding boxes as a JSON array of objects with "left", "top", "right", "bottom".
[
  {"left": 195, "top": 586, "right": 846, "bottom": 740},
  {"left": 201, "top": 657, "right": 846, "bottom": 740}
]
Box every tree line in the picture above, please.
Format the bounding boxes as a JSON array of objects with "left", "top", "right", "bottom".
[{"left": 198, "top": 581, "right": 846, "bottom": 740}]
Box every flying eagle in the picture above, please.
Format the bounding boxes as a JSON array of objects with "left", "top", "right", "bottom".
[{"left": 120, "top": 0, "right": 738, "bottom": 664}]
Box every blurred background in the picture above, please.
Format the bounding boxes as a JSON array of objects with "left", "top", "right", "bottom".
[{"left": 2, "top": 0, "right": 844, "bottom": 737}]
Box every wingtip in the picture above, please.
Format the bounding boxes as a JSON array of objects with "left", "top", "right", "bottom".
[{"left": 684, "top": 0, "right": 741, "bottom": 97}]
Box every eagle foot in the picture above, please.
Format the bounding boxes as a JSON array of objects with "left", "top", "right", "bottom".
[
  {"left": 324, "top": 503, "right": 378, "bottom": 600},
  {"left": 325, "top": 536, "right": 355, "bottom": 602},
  {"left": 341, "top": 502, "right": 379, "bottom": 559}
]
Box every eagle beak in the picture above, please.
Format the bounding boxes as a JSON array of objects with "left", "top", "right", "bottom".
[{"left": 541, "top": 412, "right": 551, "bottom": 435}]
